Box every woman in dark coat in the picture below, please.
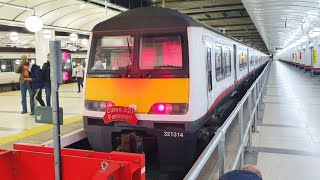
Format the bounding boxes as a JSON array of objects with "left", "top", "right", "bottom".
[{"left": 24, "top": 64, "right": 46, "bottom": 115}]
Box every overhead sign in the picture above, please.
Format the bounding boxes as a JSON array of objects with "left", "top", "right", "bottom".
[{"left": 103, "top": 106, "right": 138, "bottom": 125}]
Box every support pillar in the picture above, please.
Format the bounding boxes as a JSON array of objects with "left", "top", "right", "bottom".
[{"left": 35, "top": 29, "right": 55, "bottom": 66}]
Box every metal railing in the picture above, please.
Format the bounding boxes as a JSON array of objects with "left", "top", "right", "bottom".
[{"left": 184, "top": 61, "right": 271, "bottom": 179}]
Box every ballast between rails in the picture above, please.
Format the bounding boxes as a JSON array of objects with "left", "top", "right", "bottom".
[{"left": 184, "top": 60, "right": 271, "bottom": 179}]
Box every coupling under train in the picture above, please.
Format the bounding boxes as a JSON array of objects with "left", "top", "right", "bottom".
[{"left": 83, "top": 7, "right": 269, "bottom": 172}]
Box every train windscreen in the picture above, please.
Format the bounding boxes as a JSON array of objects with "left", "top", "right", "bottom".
[
  {"left": 139, "top": 35, "right": 182, "bottom": 70},
  {"left": 91, "top": 35, "right": 134, "bottom": 71}
]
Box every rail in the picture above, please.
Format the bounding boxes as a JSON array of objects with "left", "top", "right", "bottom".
[{"left": 184, "top": 61, "right": 271, "bottom": 179}]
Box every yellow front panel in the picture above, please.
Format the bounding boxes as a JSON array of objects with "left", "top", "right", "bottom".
[{"left": 85, "top": 78, "right": 189, "bottom": 113}]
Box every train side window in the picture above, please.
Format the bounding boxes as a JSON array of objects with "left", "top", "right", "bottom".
[
  {"left": 225, "top": 47, "right": 231, "bottom": 76},
  {"left": 0, "top": 59, "right": 13, "bottom": 72},
  {"left": 207, "top": 48, "right": 213, "bottom": 91},
  {"left": 250, "top": 51, "right": 254, "bottom": 65},
  {"left": 243, "top": 51, "right": 247, "bottom": 68},
  {"left": 239, "top": 51, "right": 244, "bottom": 69},
  {"left": 215, "top": 46, "right": 223, "bottom": 80},
  {"left": 239, "top": 51, "right": 247, "bottom": 70},
  {"left": 255, "top": 52, "right": 259, "bottom": 63}
]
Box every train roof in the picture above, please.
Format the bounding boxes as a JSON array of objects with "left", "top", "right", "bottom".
[
  {"left": 92, "top": 7, "right": 264, "bottom": 54},
  {"left": 93, "top": 7, "right": 219, "bottom": 32}
]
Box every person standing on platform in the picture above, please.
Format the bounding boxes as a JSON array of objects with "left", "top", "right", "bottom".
[
  {"left": 24, "top": 64, "right": 46, "bottom": 115},
  {"left": 75, "top": 62, "right": 84, "bottom": 93},
  {"left": 42, "top": 53, "right": 51, "bottom": 106},
  {"left": 15, "top": 57, "right": 34, "bottom": 115},
  {"left": 219, "top": 164, "right": 263, "bottom": 180}
]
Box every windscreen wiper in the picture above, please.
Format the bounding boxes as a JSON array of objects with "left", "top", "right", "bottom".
[
  {"left": 124, "top": 37, "right": 133, "bottom": 77},
  {"left": 153, "top": 65, "right": 182, "bottom": 69},
  {"left": 143, "top": 65, "right": 182, "bottom": 78},
  {"left": 127, "top": 37, "right": 133, "bottom": 65}
]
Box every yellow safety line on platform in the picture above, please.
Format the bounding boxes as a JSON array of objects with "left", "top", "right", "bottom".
[
  {"left": 0, "top": 90, "right": 20, "bottom": 96},
  {"left": 0, "top": 115, "right": 82, "bottom": 146},
  {"left": 0, "top": 83, "right": 77, "bottom": 96}
]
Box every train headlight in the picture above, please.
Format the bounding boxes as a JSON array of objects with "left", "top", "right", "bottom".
[
  {"left": 149, "top": 103, "right": 188, "bottom": 115},
  {"left": 100, "top": 102, "right": 106, "bottom": 109},
  {"left": 85, "top": 100, "right": 115, "bottom": 112}
]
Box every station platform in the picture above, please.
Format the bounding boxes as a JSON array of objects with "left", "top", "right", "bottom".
[
  {"left": 252, "top": 61, "right": 320, "bottom": 179},
  {"left": 0, "top": 83, "right": 83, "bottom": 149}
]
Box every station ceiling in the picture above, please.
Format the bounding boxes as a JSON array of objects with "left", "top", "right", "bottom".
[
  {"left": 102, "top": 0, "right": 269, "bottom": 53},
  {"left": 0, "top": 0, "right": 121, "bottom": 33},
  {"left": 243, "top": 0, "right": 320, "bottom": 53},
  {"left": 0, "top": 0, "right": 269, "bottom": 53}
]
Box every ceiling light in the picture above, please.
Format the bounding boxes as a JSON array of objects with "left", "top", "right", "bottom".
[
  {"left": 42, "top": 30, "right": 52, "bottom": 39},
  {"left": 9, "top": 32, "right": 19, "bottom": 41},
  {"left": 69, "top": 33, "right": 78, "bottom": 42},
  {"left": 25, "top": 15, "right": 43, "bottom": 32},
  {"left": 313, "top": 27, "right": 320, "bottom": 32},
  {"left": 81, "top": 39, "right": 88, "bottom": 46},
  {"left": 80, "top": 3, "right": 86, "bottom": 8}
]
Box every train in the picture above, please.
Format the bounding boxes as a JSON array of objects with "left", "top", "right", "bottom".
[
  {"left": 83, "top": 7, "right": 269, "bottom": 173},
  {"left": 276, "top": 35, "right": 320, "bottom": 75},
  {"left": 0, "top": 52, "right": 86, "bottom": 91}
]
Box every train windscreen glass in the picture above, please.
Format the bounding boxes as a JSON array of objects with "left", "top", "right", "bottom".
[
  {"left": 139, "top": 35, "right": 182, "bottom": 69},
  {"left": 91, "top": 36, "right": 134, "bottom": 71}
]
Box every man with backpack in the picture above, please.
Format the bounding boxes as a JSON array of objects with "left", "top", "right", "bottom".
[{"left": 24, "top": 64, "right": 45, "bottom": 115}]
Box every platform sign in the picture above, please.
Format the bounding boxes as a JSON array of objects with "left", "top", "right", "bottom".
[
  {"left": 35, "top": 106, "right": 63, "bottom": 125},
  {"left": 103, "top": 106, "right": 138, "bottom": 125}
]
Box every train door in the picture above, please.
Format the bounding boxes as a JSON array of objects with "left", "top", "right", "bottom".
[
  {"left": 310, "top": 44, "right": 315, "bottom": 76},
  {"left": 205, "top": 36, "right": 214, "bottom": 109},
  {"left": 233, "top": 44, "right": 237, "bottom": 85},
  {"left": 247, "top": 48, "right": 250, "bottom": 73}
]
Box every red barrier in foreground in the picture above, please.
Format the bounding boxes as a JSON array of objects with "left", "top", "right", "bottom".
[{"left": 0, "top": 143, "right": 145, "bottom": 180}]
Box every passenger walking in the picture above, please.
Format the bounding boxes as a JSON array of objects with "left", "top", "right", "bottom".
[
  {"left": 75, "top": 62, "right": 84, "bottom": 93},
  {"left": 15, "top": 57, "right": 34, "bottom": 115},
  {"left": 42, "top": 53, "right": 51, "bottom": 106},
  {"left": 24, "top": 64, "right": 46, "bottom": 114}
]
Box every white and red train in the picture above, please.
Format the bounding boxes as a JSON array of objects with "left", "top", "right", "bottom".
[
  {"left": 82, "top": 7, "right": 269, "bottom": 172},
  {"left": 276, "top": 36, "right": 320, "bottom": 75}
]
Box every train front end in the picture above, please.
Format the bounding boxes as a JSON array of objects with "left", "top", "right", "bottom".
[{"left": 83, "top": 29, "right": 197, "bottom": 171}]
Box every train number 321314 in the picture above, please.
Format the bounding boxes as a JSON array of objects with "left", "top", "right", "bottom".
[{"left": 164, "top": 131, "right": 184, "bottom": 138}]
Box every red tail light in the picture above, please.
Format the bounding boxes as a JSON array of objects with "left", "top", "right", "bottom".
[
  {"left": 149, "top": 103, "right": 188, "bottom": 115},
  {"left": 106, "top": 101, "right": 115, "bottom": 108},
  {"left": 157, "top": 104, "right": 165, "bottom": 112}
]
